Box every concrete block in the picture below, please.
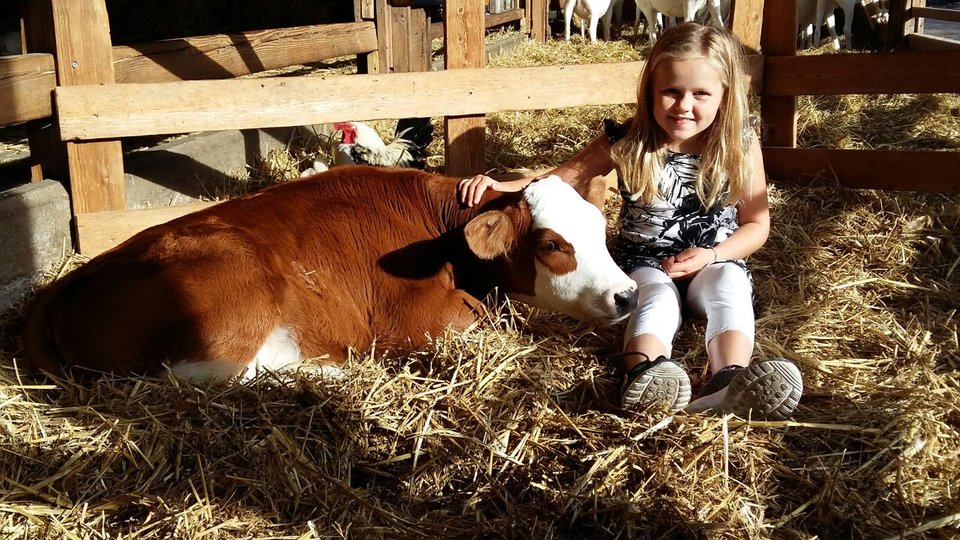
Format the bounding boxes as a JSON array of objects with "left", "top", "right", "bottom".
[
  {"left": 123, "top": 127, "right": 307, "bottom": 209},
  {"left": 0, "top": 180, "right": 71, "bottom": 312}
]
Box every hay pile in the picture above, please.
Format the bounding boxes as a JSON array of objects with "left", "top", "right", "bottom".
[{"left": 2, "top": 37, "right": 960, "bottom": 539}]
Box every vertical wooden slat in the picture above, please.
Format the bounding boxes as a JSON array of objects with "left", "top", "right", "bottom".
[
  {"left": 886, "top": 0, "right": 910, "bottom": 50},
  {"left": 759, "top": 0, "right": 798, "bottom": 149},
  {"left": 390, "top": 6, "right": 412, "bottom": 72},
  {"left": 355, "top": 0, "right": 378, "bottom": 74},
  {"left": 444, "top": 0, "right": 486, "bottom": 176},
  {"left": 529, "top": 0, "right": 549, "bottom": 42},
  {"left": 50, "top": 0, "right": 125, "bottom": 214},
  {"left": 911, "top": 0, "right": 926, "bottom": 35},
  {"left": 389, "top": 5, "right": 430, "bottom": 73},
  {"left": 402, "top": 8, "right": 430, "bottom": 72},
  {"left": 409, "top": 6, "right": 430, "bottom": 73},
  {"left": 376, "top": 0, "right": 394, "bottom": 72},
  {"left": 356, "top": 0, "right": 376, "bottom": 20},
  {"left": 21, "top": 0, "right": 66, "bottom": 184},
  {"left": 730, "top": 0, "right": 764, "bottom": 53}
]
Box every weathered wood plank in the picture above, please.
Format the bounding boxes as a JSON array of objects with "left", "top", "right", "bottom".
[
  {"left": 55, "top": 57, "right": 754, "bottom": 142},
  {"left": 444, "top": 0, "right": 486, "bottom": 176},
  {"left": 51, "top": 0, "right": 125, "bottom": 213},
  {"left": 913, "top": 5, "right": 960, "bottom": 23},
  {"left": 56, "top": 62, "right": 644, "bottom": 140},
  {"left": 486, "top": 9, "right": 525, "bottom": 28},
  {"left": 75, "top": 201, "right": 220, "bottom": 256},
  {"left": 763, "top": 50, "right": 960, "bottom": 95},
  {"left": 376, "top": 0, "right": 394, "bottom": 72},
  {"left": 21, "top": 0, "right": 66, "bottom": 183},
  {"left": 112, "top": 23, "right": 379, "bottom": 84},
  {"left": 390, "top": 7, "right": 412, "bottom": 73},
  {"left": 360, "top": 0, "right": 375, "bottom": 20},
  {"left": 0, "top": 53, "right": 56, "bottom": 126},
  {"left": 905, "top": 33, "right": 960, "bottom": 51},
  {"left": 730, "top": 0, "right": 764, "bottom": 53},
  {"left": 529, "top": 0, "right": 549, "bottom": 42},
  {"left": 763, "top": 148, "right": 960, "bottom": 193}
]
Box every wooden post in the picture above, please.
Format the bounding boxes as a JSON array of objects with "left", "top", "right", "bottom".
[
  {"left": 886, "top": 0, "right": 910, "bottom": 50},
  {"left": 910, "top": 0, "right": 925, "bottom": 35},
  {"left": 355, "top": 0, "right": 379, "bottom": 73},
  {"left": 21, "top": 0, "right": 66, "bottom": 184},
  {"left": 444, "top": 0, "right": 486, "bottom": 176},
  {"left": 759, "top": 0, "right": 798, "bottom": 150},
  {"left": 730, "top": 0, "right": 764, "bottom": 53},
  {"left": 529, "top": 0, "right": 549, "bottom": 42},
  {"left": 48, "top": 0, "right": 125, "bottom": 215}
]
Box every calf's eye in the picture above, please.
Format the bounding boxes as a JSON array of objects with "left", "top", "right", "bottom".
[{"left": 540, "top": 240, "right": 559, "bottom": 252}]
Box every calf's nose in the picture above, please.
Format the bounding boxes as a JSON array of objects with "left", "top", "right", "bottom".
[{"left": 614, "top": 286, "right": 639, "bottom": 316}]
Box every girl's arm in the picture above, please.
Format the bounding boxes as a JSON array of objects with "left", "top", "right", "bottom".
[
  {"left": 662, "top": 134, "right": 770, "bottom": 278},
  {"left": 458, "top": 134, "right": 616, "bottom": 207},
  {"left": 713, "top": 133, "right": 770, "bottom": 260}
]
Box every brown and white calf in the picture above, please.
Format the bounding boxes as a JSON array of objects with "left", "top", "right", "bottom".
[{"left": 23, "top": 165, "right": 638, "bottom": 381}]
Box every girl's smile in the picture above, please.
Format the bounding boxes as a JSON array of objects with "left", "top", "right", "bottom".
[{"left": 651, "top": 57, "right": 726, "bottom": 153}]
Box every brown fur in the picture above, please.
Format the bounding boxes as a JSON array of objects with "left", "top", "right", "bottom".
[{"left": 23, "top": 166, "right": 549, "bottom": 377}]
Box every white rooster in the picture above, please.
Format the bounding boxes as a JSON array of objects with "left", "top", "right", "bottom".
[{"left": 333, "top": 119, "right": 433, "bottom": 169}]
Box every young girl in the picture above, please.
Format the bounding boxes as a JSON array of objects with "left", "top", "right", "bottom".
[{"left": 458, "top": 22, "right": 802, "bottom": 420}]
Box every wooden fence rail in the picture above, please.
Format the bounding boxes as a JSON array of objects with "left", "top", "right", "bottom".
[
  {"left": 113, "top": 22, "right": 379, "bottom": 83},
  {"left": 0, "top": 22, "right": 379, "bottom": 128},
  {"left": 0, "top": 53, "right": 56, "bottom": 126},
  {"left": 55, "top": 62, "right": 649, "bottom": 141}
]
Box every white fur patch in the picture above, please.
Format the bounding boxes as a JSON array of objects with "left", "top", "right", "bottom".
[
  {"left": 240, "top": 326, "right": 303, "bottom": 380},
  {"left": 170, "top": 326, "right": 302, "bottom": 383},
  {"left": 517, "top": 176, "right": 636, "bottom": 323}
]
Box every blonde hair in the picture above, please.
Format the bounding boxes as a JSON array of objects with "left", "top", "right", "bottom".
[{"left": 611, "top": 22, "right": 754, "bottom": 207}]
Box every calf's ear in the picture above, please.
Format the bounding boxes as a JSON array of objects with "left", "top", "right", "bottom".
[
  {"left": 464, "top": 210, "right": 516, "bottom": 260},
  {"left": 574, "top": 174, "right": 609, "bottom": 211}
]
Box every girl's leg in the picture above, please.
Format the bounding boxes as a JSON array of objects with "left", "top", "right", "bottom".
[
  {"left": 706, "top": 331, "right": 752, "bottom": 372},
  {"left": 622, "top": 267, "right": 682, "bottom": 368},
  {"left": 685, "top": 262, "right": 802, "bottom": 419},
  {"left": 686, "top": 262, "right": 756, "bottom": 372},
  {"left": 620, "top": 267, "right": 691, "bottom": 413}
]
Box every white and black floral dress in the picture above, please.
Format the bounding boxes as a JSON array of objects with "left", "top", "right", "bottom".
[{"left": 604, "top": 120, "right": 746, "bottom": 276}]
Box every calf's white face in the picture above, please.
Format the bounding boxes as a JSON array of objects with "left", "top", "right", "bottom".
[{"left": 511, "top": 176, "right": 638, "bottom": 323}]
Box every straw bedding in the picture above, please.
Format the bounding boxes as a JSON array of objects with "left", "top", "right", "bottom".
[{"left": 1, "top": 34, "right": 959, "bottom": 539}]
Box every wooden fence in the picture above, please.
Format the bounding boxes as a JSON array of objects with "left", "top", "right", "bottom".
[{"left": 1, "top": 0, "right": 959, "bottom": 257}]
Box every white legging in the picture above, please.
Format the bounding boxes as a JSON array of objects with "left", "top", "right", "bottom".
[{"left": 623, "top": 262, "right": 755, "bottom": 355}]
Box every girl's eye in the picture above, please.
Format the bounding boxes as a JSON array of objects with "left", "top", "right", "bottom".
[{"left": 540, "top": 240, "right": 559, "bottom": 252}]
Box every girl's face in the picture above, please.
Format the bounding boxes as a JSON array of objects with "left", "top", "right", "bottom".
[{"left": 651, "top": 56, "right": 726, "bottom": 153}]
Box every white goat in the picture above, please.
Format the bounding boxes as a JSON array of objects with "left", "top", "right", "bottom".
[
  {"left": 797, "top": 0, "right": 857, "bottom": 50},
  {"left": 563, "top": 0, "right": 622, "bottom": 42},
  {"left": 817, "top": 0, "right": 857, "bottom": 49},
  {"left": 797, "top": 0, "right": 824, "bottom": 49},
  {"left": 634, "top": 0, "right": 723, "bottom": 43}
]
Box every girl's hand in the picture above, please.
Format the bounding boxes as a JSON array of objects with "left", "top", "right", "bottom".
[
  {"left": 661, "top": 247, "right": 716, "bottom": 279},
  {"left": 458, "top": 174, "right": 501, "bottom": 207}
]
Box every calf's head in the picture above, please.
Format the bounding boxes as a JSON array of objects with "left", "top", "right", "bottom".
[{"left": 464, "top": 175, "right": 638, "bottom": 324}]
